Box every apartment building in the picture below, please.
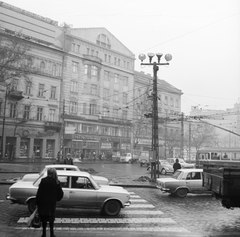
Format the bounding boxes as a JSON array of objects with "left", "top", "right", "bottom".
[{"left": 0, "top": 2, "right": 63, "bottom": 159}]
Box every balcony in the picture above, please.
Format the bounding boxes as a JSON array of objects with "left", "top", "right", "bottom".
[
  {"left": 101, "top": 116, "right": 132, "bottom": 126},
  {"left": 8, "top": 90, "right": 24, "bottom": 100},
  {"left": 44, "top": 121, "right": 62, "bottom": 132}
]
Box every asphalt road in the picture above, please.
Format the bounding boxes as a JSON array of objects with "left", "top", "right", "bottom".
[{"left": 0, "top": 161, "right": 240, "bottom": 237}]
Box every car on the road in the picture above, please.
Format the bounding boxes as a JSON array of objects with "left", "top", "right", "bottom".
[
  {"left": 166, "top": 158, "right": 195, "bottom": 169},
  {"left": 156, "top": 168, "right": 211, "bottom": 198},
  {"left": 120, "top": 153, "right": 132, "bottom": 163},
  {"left": 139, "top": 151, "right": 150, "bottom": 167},
  {"left": 19, "top": 164, "right": 109, "bottom": 185},
  {"left": 6, "top": 170, "right": 131, "bottom": 216},
  {"left": 147, "top": 160, "right": 174, "bottom": 175}
]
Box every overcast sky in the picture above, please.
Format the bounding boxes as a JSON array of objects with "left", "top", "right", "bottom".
[{"left": 3, "top": 0, "right": 240, "bottom": 115}]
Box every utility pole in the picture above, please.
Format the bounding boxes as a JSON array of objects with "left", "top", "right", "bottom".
[
  {"left": 180, "top": 112, "right": 184, "bottom": 158},
  {"left": 139, "top": 53, "right": 172, "bottom": 180},
  {"left": 189, "top": 121, "right": 191, "bottom": 161},
  {"left": 60, "top": 99, "right": 65, "bottom": 162}
]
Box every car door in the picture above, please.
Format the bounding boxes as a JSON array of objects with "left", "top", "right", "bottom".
[
  {"left": 68, "top": 176, "right": 97, "bottom": 209},
  {"left": 57, "top": 175, "right": 70, "bottom": 208},
  {"left": 185, "top": 172, "right": 204, "bottom": 192}
]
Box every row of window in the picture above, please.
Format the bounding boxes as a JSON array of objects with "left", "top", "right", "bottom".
[
  {"left": 67, "top": 123, "right": 130, "bottom": 137},
  {"left": 0, "top": 103, "right": 56, "bottom": 121},
  {"left": 104, "top": 71, "right": 129, "bottom": 85}
]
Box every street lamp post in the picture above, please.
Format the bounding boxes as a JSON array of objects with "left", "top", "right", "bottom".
[
  {"left": 139, "top": 53, "right": 172, "bottom": 180},
  {"left": 1, "top": 86, "right": 9, "bottom": 159}
]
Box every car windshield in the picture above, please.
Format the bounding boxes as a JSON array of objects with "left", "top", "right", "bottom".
[
  {"left": 172, "top": 170, "right": 183, "bottom": 180},
  {"left": 178, "top": 159, "right": 186, "bottom": 164}
]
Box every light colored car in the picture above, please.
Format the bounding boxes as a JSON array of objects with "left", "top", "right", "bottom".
[
  {"left": 156, "top": 168, "right": 211, "bottom": 198},
  {"left": 147, "top": 160, "right": 174, "bottom": 175},
  {"left": 19, "top": 164, "right": 109, "bottom": 185},
  {"left": 166, "top": 158, "right": 195, "bottom": 169},
  {"left": 120, "top": 153, "right": 132, "bottom": 163},
  {"left": 6, "top": 170, "right": 131, "bottom": 216}
]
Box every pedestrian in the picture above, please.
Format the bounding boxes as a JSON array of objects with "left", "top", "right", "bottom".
[
  {"left": 93, "top": 151, "right": 96, "bottom": 161},
  {"left": 173, "top": 158, "right": 181, "bottom": 173},
  {"left": 80, "top": 152, "right": 84, "bottom": 160},
  {"left": 64, "top": 153, "right": 73, "bottom": 165},
  {"left": 36, "top": 168, "right": 63, "bottom": 237}
]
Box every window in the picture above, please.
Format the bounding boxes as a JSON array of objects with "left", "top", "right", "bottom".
[
  {"left": 114, "top": 91, "right": 119, "bottom": 102},
  {"left": 96, "top": 51, "right": 98, "bottom": 57},
  {"left": 164, "top": 96, "right": 168, "bottom": 105},
  {"left": 84, "top": 65, "right": 89, "bottom": 75},
  {"left": 52, "top": 64, "right": 56, "bottom": 76},
  {"left": 118, "top": 59, "right": 120, "bottom": 66},
  {"left": 72, "top": 61, "right": 78, "bottom": 73},
  {"left": 77, "top": 45, "right": 80, "bottom": 53},
  {"left": 122, "top": 110, "right": 128, "bottom": 118},
  {"left": 96, "top": 34, "right": 111, "bottom": 49},
  {"left": 70, "top": 101, "right": 77, "bottom": 114},
  {"left": 12, "top": 79, "right": 18, "bottom": 91},
  {"left": 111, "top": 127, "right": 118, "bottom": 136},
  {"left": 40, "top": 61, "right": 45, "bottom": 72},
  {"left": 103, "top": 88, "right": 109, "bottom": 100},
  {"left": 104, "top": 71, "right": 110, "bottom": 81},
  {"left": 170, "top": 98, "right": 174, "bottom": 107},
  {"left": 175, "top": 99, "right": 179, "bottom": 108},
  {"left": 50, "top": 86, "right": 56, "bottom": 99},
  {"left": 91, "top": 49, "right": 94, "bottom": 55},
  {"left": 84, "top": 83, "right": 87, "bottom": 91},
  {"left": 89, "top": 104, "right": 97, "bottom": 115},
  {"left": 91, "top": 84, "right": 97, "bottom": 95},
  {"left": 72, "top": 43, "right": 75, "bottom": 52},
  {"left": 70, "top": 81, "right": 78, "bottom": 92},
  {"left": 37, "top": 107, "right": 43, "bottom": 121},
  {"left": 113, "top": 108, "right": 118, "bottom": 118},
  {"left": 100, "top": 126, "right": 109, "bottom": 135},
  {"left": 38, "top": 84, "right": 45, "bottom": 97},
  {"left": 25, "top": 82, "right": 31, "bottom": 95},
  {"left": 114, "top": 74, "right": 119, "bottom": 84},
  {"left": 103, "top": 107, "right": 109, "bottom": 117},
  {"left": 49, "top": 109, "right": 55, "bottom": 121},
  {"left": 104, "top": 54, "right": 107, "bottom": 62},
  {"left": 9, "top": 103, "right": 16, "bottom": 118},
  {"left": 114, "top": 57, "right": 117, "bottom": 65},
  {"left": 91, "top": 66, "right": 97, "bottom": 76},
  {"left": 83, "top": 103, "right": 87, "bottom": 114},
  {"left": 123, "top": 93, "right": 128, "bottom": 104},
  {"left": 123, "top": 76, "right": 128, "bottom": 86},
  {"left": 108, "top": 55, "right": 111, "bottom": 63},
  {"left": 23, "top": 105, "right": 30, "bottom": 120}
]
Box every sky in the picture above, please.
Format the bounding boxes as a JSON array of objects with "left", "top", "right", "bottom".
[{"left": 2, "top": 0, "right": 240, "bottom": 115}]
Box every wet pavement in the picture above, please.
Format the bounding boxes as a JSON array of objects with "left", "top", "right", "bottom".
[{"left": 1, "top": 160, "right": 240, "bottom": 237}]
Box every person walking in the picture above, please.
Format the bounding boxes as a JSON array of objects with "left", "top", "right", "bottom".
[
  {"left": 36, "top": 168, "right": 63, "bottom": 237},
  {"left": 64, "top": 153, "right": 73, "bottom": 165},
  {"left": 173, "top": 158, "right": 181, "bottom": 173}
]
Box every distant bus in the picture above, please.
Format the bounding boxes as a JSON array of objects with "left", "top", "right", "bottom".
[{"left": 196, "top": 147, "right": 240, "bottom": 168}]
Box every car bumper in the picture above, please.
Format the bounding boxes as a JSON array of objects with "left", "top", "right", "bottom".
[
  {"left": 156, "top": 186, "right": 170, "bottom": 192},
  {"left": 124, "top": 201, "right": 131, "bottom": 207},
  {"left": 6, "top": 194, "right": 19, "bottom": 203}
]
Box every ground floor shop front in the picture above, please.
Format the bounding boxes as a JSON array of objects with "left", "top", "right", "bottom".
[
  {"left": 64, "top": 134, "right": 131, "bottom": 160},
  {"left": 0, "top": 126, "right": 60, "bottom": 160}
]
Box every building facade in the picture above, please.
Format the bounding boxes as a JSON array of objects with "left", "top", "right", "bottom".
[
  {"left": 0, "top": 2, "right": 63, "bottom": 159},
  {"left": 60, "top": 27, "right": 135, "bottom": 159}
]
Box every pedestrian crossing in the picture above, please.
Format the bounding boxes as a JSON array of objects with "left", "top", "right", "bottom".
[{"left": 16, "top": 191, "right": 190, "bottom": 233}]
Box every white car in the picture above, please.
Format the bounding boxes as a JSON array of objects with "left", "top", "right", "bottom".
[
  {"left": 166, "top": 158, "right": 195, "bottom": 169},
  {"left": 7, "top": 170, "right": 131, "bottom": 216},
  {"left": 120, "top": 153, "right": 132, "bottom": 163},
  {"left": 156, "top": 168, "right": 211, "bottom": 198},
  {"left": 19, "top": 164, "right": 109, "bottom": 185}
]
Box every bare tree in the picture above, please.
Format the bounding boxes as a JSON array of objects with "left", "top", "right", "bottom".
[
  {"left": 185, "top": 121, "right": 219, "bottom": 151},
  {"left": 0, "top": 33, "right": 32, "bottom": 86}
]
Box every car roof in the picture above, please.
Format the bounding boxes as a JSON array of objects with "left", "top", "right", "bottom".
[
  {"left": 179, "top": 168, "right": 203, "bottom": 172},
  {"left": 56, "top": 170, "right": 90, "bottom": 177},
  {"left": 45, "top": 164, "right": 78, "bottom": 169}
]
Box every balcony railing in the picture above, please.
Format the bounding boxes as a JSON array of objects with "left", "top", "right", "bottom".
[
  {"left": 44, "top": 121, "right": 62, "bottom": 132},
  {"left": 8, "top": 90, "right": 24, "bottom": 100}
]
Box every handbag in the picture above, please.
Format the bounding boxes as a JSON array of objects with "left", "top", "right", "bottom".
[{"left": 27, "top": 208, "right": 41, "bottom": 228}]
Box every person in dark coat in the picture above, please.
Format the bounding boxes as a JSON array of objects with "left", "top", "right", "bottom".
[
  {"left": 63, "top": 153, "right": 73, "bottom": 165},
  {"left": 36, "top": 168, "right": 63, "bottom": 237},
  {"left": 173, "top": 158, "right": 182, "bottom": 173}
]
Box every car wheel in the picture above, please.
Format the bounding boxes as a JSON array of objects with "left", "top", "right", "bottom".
[
  {"left": 175, "top": 188, "right": 188, "bottom": 198},
  {"left": 140, "top": 163, "right": 143, "bottom": 167},
  {"left": 103, "top": 200, "right": 121, "bottom": 216},
  {"left": 28, "top": 198, "right": 36, "bottom": 213},
  {"left": 161, "top": 169, "right": 167, "bottom": 175}
]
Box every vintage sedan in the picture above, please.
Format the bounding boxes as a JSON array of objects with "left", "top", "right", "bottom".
[
  {"left": 156, "top": 169, "right": 212, "bottom": 198},
  {"left": 19, "top": 164, "right": 109, "bottom": 185},
  {"left": 147, "top": 160, "right": 174, "bottom": 175},
  {"left": 166, "top": 158, "right": 195, "bottom": 169},
  {"left": 6, "top": 170, "right": 131, "bottom": 216}
]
